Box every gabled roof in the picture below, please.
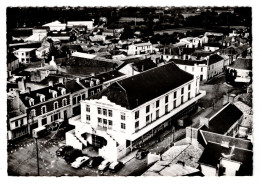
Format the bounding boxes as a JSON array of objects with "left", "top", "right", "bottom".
[
  {"left": 90, "top": 63, "right": 193, "bottom": 110},
  {"left": 230, "top": 58, "right": 252, "bottom": 70},
  {"left": 208, "top": 54, "right": 224, "bottom": 65},
  {"left": 170, "top": 59, "right": 207, "bottom": 66},
  {"left": 131, "top": 59, "right": 157, "bottom": 72},
  {"left": 200, "top": 103, "right": 243, "bottom": 135},
  {"left": 64, "top": 80, "right": 85, "bottom": 93},
  {"left": 198, "top": 142, "right": 253, "bottom": 175},
  {"left": 20, "top": 83, "right": 69, "bottom": 107}
]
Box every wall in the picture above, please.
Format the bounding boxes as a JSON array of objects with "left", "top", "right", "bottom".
[{"left": 200, "top": 164, "right": 217, "bottom": 176}]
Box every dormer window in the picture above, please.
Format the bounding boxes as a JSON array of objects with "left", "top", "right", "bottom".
[
  {"left": 62, "top": 98, "right": 67, "bottom": 107},
  {"left": 53, "top": 91, "right": 57, "bottom": 98},
  {"left": 29, "top": 98, "right": 34, "bottom": 106},
  {"left": 41, "top": 105, "right": 47, "bottom": 114},
  {"left": 58, "top": 87, "right": 66, "bottom": 95},
  {"left": 53, "top": 101, "right": 59, "bottom": 110},
  {"left": 30, "top": 109, "right": 36, "bottom": 117}
]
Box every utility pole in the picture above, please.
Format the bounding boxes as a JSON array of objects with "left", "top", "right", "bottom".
[{"left": 34, "top": 137, "right": 40, "bottom": 176}]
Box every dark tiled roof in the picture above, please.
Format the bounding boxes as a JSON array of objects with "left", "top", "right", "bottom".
[
  {"left": 160, "top": 47, "right": 180, "bottom": 55},
  {"left": 170, "top": 59, "right": 207, "bottom": 66},
  {"left": 20, "top": 83, "right": 69, "bottom": 107},
  {"left": 204, "top": 43, "right": 221, "bottom": 47},
  {"left": 64, "top": 80, "right": 85, "bottom": 93},
  {"left": 131, "top": 59, "right": 157, "bottom": 72},
  {"left": 90, "top": 63, "right": 193, "bottom": 110},
  {"left": 192, "top": 51, "right": 213, "bottom": 58},
  {"left": 208, "top": 54, "right": 224, "bottom": 65},
  {"left": 201, "top": 103, "right": 243, "bottom": 135},
  {"left": 198, "top": 142, "right": 253, "bottom": 175},
  {"left": 230, "top": 58, "right": 252, "bottom": 70},
  {"left": 80, "top": 70, "right": 125, "bottom": 87},
  {"left": 199, "top": 130, "right": 253, "bottom": 150},
  {"left": 7, "top": 53, "right": 18, "bottom": 63},
  {"left": 181, "top": 47, "right": 196, "bottom": 55}
]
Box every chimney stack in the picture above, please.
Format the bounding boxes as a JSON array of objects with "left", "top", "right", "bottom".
[
  {"left": 49, "top": 81, "right": 53, "bottom": 87},
  {"left": 27, "top": 87, "right": 31, "bottom": 94}
]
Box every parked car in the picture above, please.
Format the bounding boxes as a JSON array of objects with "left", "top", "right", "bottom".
[
  {"left": 56, "top": 145, "right": 73, "bottom": 157},
  {"left": 135, "top": 149, "right": 149, "bottom": 160},
  {"left": 64, "top": 149, "right": 82, "bottom": 164},
  {"left": 71, "top": 156, "right": 90, "bottom": 168},
  {"left": 98, "top": 159, "right": 111, "bottom": 171},
  {"left": 109, "top": 161, "right": 124, "bottom": 173},
  {"left": 86, "top": 156, "right": 104, "bottom": 168}
]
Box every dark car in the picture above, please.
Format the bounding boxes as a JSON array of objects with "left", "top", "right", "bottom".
[
  {"left": 86, "top": 156, "right": 104, "bottom": 168},
  {"left": 109, "top": 161, "right": 124, "bottom": 173},
  {"left": 64, "top": 149, "right": 82, "bottom": 164},
  {"left": 135, "top": 149, "right": 149, "bottom": 160},
  {"left": 56, "top": 145, "right": 73, "bottom": 157}
]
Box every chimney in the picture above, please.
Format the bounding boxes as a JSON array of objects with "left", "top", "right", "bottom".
[
  {"left": 26, "top": 87, "right": 31, "bottom": 94},
  {"left": 8, "top": 71, "right": 12, "bottom": 78},
  {"left": 17, "top": 77, "right": 26, "bottom": 91},
  {"left": 49, "top": 81, "right": 53, "bottom": 87},
  {"left": 58, "top": 77, "right": 64, "bottom": 84},
  {"left": 76, "top": 77, "right": 80, "bottom": 83}
]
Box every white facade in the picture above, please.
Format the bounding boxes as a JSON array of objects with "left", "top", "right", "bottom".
[
  {"left": 36, "top": 46, "right": 50, "bottom": 59},
  {"left": 127, "top": 42, "right": 153, "bottom": 55},
  {"left": 68, "top": 70, "right": 206, "bottom": 161},
  {"left": 227, "top": 67, "right": 252, "bottom": 83},
  {"left": 8, "top": 114, "right": 28, "bottom": 140},
  {"left": 176, "top": 63, "right": 208, "bottom": 81},
  {"left": 13, "top": 48, "right": 36, "bottom": 63},
  {"left": 207, "top": 58, "right": 225, "bottom": 79},
  {"left": 43, "top": 21, "right": 66, "bottom": 31}
]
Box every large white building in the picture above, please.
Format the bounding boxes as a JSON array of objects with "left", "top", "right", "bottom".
[
  {"left": 127, "top": 42, "right": 153, "bottom": 55},
  {"left": 67, "top": 63, "right": 206, "bottom": 161}
]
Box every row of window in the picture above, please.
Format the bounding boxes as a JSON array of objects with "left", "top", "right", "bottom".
[
  {"left": 30, "top": 98, "right": 67, "bottom": 117},
  {"left": 14, "top": 119, "right": 24, "bottom": 128},
  {"left": 97, "top": 107, "right": 113, "bottom": 117},
  {"left": 73, "top": 94, "right": 85, "bottom": 105},
  {"left": 135, "top": 85, "right": 190, "bottom": 119}
]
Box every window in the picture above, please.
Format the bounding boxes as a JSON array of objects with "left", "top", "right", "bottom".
[
  {"left": 21, "top": 119, "right": 23, "bottom": 125},
  {"left": 42, "top": 118, "right": 47, "bottom": 125},
  {"left": 53, "top": 101, "right": 58, "bottom": 109},
  {"left": 41, "top": 106, "right": 47, "bottom": 114},
  {"left": 135, "top": 121, "right": 139, "bottom": 128},
  {"left": 82, "top": 94, "right": 86, "bottom": 100},
  {"left": 15, "top": 121, "right": 19, "bottom": 128},
  {"left": 135, "top": 111, "right": 139, "bottom": 119},
  {"left": 98, "top": 118, "right": 102, "bottom": 123},
  {"left": 90, "top": 91, "right": 94, "bottom": 96},
  {"left": 86, "top": 115, "right": 90, "bottom": 121},
  {"left": 173, "top": 100, "right": 177, "bottom": 108},
  {"left": 98, "top": 107, "right": 101, "bottom": 114},
  {"left": 146, "top": 105, "right": 150, "bottom": 113},
  {"left": 181, "top": 87, "right": 184, "bottom": 95},
  {"left": 188, "top": 92, "right": 191, "bottom": 100},
  {"left": 188, "top": 84, "right": 191, "bottom": 90},
  {"left": 201, "top": 67, "right": 203, "bottom": 72},
  {"left": 30, "top": 109, "right": 36, "bottom": 117},
  {"left": 73, "top": 97, "right": 77, "bottom": 105},
  {"left": 108, "top": 120, "right": 113, "bottom": 127},
  {"left": 121, "top": 123, "right": 126, "bottom": 129},
  {"left": 181, "top": 96, "right": 184, "bottom": 104},
  {"left": 156, "top": 100, "right": 160, "bottom": 108},
  {"left": 97, "top": 88, "right": 101, "bottom": 92},
  {"left": 146, "top": 115, "right": 150, "bottom": 124},
  {"left": 165, "top": 95, "right": 168, "bottom": 103},
  {"left": 78, "top": 96, "right": 81, "bottom": 103},
  {"left": 103, "top": 119, "right": 107, "bottom": 125},
  {"left": 121, "top": 112, "right": 125, "bottom": 120},
  {"left": 86, "top": 105, "right": 90, "bottom": 112},
  {"left": 165, "top": 105, "right": 168, "bottom": 113},
  {"left": 174, "top": 91, "right": 177, "bottom": 99},
  {"left": 103, "top": 109, "right": 107, "bottom": 116},
  {"left": 156, "top": 110, "right": 159, "bottom": 119},
  {"left": 62, "top": 98, "right": 67, "bottom": 107},
  {"left": 108, "top": 110, "right": 112, "bottom": 117}
]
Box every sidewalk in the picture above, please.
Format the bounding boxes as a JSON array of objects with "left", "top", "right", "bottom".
[{"left": 119, "top": 150, "right": 138, "bottom": 164}]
